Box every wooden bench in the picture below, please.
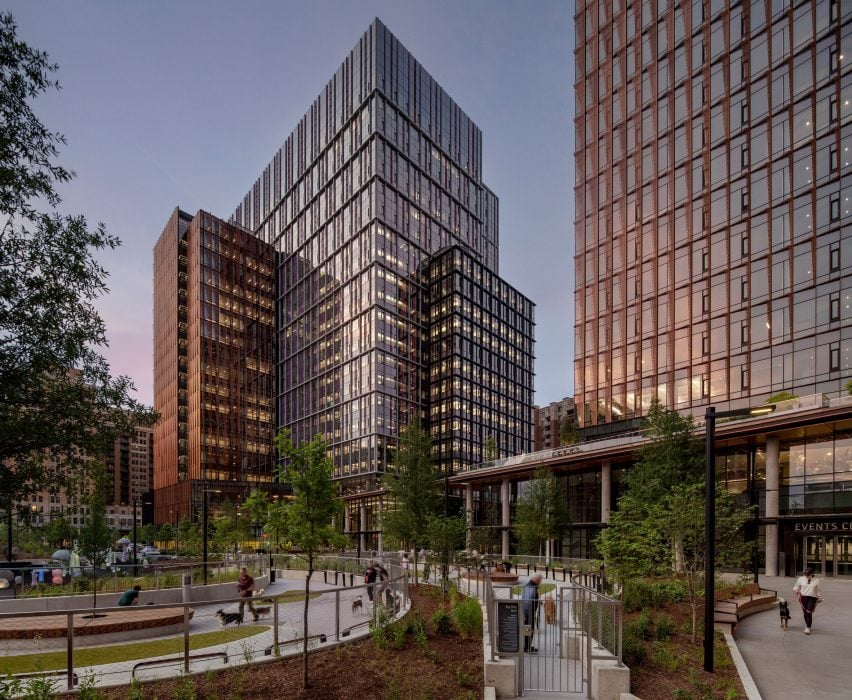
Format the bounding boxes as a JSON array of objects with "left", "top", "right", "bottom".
[{"left": 713, "top": 583, "right": 778, "bottom": 634}]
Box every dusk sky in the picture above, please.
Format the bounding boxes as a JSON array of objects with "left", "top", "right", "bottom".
[{"left": 8, "top": 0, "right": 574, "bottom": 407}]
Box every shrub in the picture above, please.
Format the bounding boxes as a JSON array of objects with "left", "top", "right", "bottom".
[
  {"left": 654, "top": 613, "right": 674, "bottom": 641},
  {"left": 455, "top": 660, "right": 476, "bottom": 688},
  {"left": 627, "top": 610, "right": 652, "bottom": 641},
  {"left": 622, "top": 627, "right": 647, "bottom": 667},
  {"left": 622, "top": 578, "right": 686, "bottom": 612},
  {"left": 451, "top": 597, "right": 482, "bottom": 639},
  {"left": 431, "top": 608, "right": 453, "bottom": 635}
]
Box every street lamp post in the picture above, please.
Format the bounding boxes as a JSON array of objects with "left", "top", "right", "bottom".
[
  {"left": 201, "top": 487, "right": 221, "bottom": 585},
  {"left": 132, "top": 497, "right": 138, "bottom": 577},
  {"left": 704, "top": 403, "right": 776, "bottom": 673}
]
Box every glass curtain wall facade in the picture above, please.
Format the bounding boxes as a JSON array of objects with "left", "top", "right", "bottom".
[
  {"left": 574, "top": 0, "right": 852, "bottom": 428},
  {"left": 153, "top": 209, "right": 276, "bottom": 522},
  {"left": 425, "top": 246, "right": 534, "bottom": 474},
  {"left": 231, "top": 19, "right": 531, "bottom": 490}
]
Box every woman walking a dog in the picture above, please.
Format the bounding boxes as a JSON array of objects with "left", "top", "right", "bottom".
[{"left": 793, "top": 567, "right": 823, "bottom": 635}]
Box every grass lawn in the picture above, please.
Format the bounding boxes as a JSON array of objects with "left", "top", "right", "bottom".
[{"left": 0, "top": 627, "right": 269, "bottom": 674}]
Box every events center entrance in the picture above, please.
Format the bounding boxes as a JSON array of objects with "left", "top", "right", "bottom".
[{"left": 801, "top": 535, "right": 852, "bottom": 577}]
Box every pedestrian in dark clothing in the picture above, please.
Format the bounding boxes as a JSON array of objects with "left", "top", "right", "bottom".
[
  {"left": 522, "top": 574, "right": 542, "bottom": 652},
  {"left": 237, "top": 567, "right": 258, "bottom": 621},
  {"left": 365, "top": 563, "right": 377, "bottom": 602},
  {"left": 118, "top": 585, "right": 141, "bottom": 606}
]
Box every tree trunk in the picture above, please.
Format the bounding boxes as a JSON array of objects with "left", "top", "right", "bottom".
[{"left": 303, "top": 561, "right": 312, "bottom": 692}]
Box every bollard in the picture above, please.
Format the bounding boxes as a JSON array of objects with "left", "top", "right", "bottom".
[
  {"left": 323, "top": 571, "right": 328, "bottom": 584},
  {"left": 182, "top": 573, "right": 192, "bottom": 603}
]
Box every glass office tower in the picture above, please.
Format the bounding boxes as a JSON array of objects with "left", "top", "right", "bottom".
[
  {"left": 231, "top": 19, "right": 534, "bottom": 505},
  {"left": 574, "top": 0, "right": 852, "bottom": 429},
  {"left": 153, "top": 209, "right": 276, "bottom": 522}
]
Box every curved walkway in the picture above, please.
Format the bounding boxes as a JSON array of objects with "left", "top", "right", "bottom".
[
  {"left": 734, "top": 575, "right": 851, "bottom": 700},
  {"left": 0, "top": 575, "right": 406, "bottom": 691}
]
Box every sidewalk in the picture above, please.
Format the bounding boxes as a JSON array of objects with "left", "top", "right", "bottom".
[{"left": 734, "top": 575, "right": 851, "bottom": 699}]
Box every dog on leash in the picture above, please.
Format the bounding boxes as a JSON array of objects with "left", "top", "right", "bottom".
[
  {"left": 252, "top": 588, "right": 265, "bottom": 598},
  {"left": 778, "top": 598, "right": 791, "bottom": 630},
  {"left": 215, "top": 609, "right": 243, "bottom": 627},
  {"left": 544, "top": 595, "right": 557, "bottom": 625},
  {"left": 352, "top": 596, "right": 363, "bottom": 614}
]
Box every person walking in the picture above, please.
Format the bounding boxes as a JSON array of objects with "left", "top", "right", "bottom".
[
  {"left": 237, "top": 567, "right": 258, "bottom": 622},
  {"left": 793, "top": 567, "right": 823, "bottom": 635},
  {"left": 522, "top": 574, "right": 542, "bottom": 652}
]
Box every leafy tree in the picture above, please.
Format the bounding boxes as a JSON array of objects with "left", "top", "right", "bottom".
[
  {"left": 265, "top": 499, "right": 289, "bottom": 555},
  {"left": 559, "top": 418, "right": 577, "bottom": 446},
  {"left": 157, "top": 523, "right": 175, "bottom": 552},
  {"left": 43, "top": 516, "right": 76, "bottom": 548},
  {"left": 484, "top": 435, "right": 498, "bottom": 461},
  {"left": 513, "top": 468, "right": 570, "bottom": 560},
  {"left": 275, "top": 429, "right": 346, "bottom": 692},
  {"left": 426, "top": 514, "right": 466, "bottom": 591},
  {"left": 846, "top": 379, "right": 852, "bottom": 396},
  {"left": 623, "top": 400, "right": 704, "bottom": 508},
  {"left": 766, "top": 391, "right": 798, "bottom": 403},
  {"left": 0, "top": 13, "right": 155, "bottom": 527},
  {"left": 381, "top": 417, "right": 440, "bottom": 581},
  {"left": 139, "top": 523, "right": 158, "bottom": 546},
  {"left": 177, "top": 518, "right": 201, "bottom": 556},
  {"left": 77, "top": 467, "right": 115, "bottom": 609},
  {"left": 210, "top": 500, "right": 250, "bottom": 556}
]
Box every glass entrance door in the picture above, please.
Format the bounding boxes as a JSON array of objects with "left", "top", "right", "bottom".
[
  {"left": 803, "top": 536, "right": 825, "bottom": 575},
  {"left": 836, "top": 536, "right": 852, "bottom": 578}
]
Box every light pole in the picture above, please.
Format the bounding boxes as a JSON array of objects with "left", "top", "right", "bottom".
[
  {"left": 6, "top": 502, "right": 13, "bottom": 561},
  {"left": 201, "top": 488, "right": 221, "bottom": 585},
  {"left": 704, "top": 404, "right": 775, "bottom": 673},
  {"left": 132, "top": 498, "right": 138, "bottom": 577}
]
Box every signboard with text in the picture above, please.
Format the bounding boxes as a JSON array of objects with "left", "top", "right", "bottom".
[{"left": 496, "top": 600, "right": 521, "bottom": 654}]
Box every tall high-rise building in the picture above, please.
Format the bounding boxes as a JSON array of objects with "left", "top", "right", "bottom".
[
  {"left": 574, "top": 0, "right": 852, "bottom": 430},
  {"left": 153, "top": 209, "right": 276, "bottom": 522},
  {"left": 229, "top": 19, "right": 534, "bottom": 514},
  {"left": 104, "top": 424, "right": 154, "bottom": 506}
]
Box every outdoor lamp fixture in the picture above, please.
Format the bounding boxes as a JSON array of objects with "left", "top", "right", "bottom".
[
  {"left": 704, "top": 403, "right": 776, "bottom": 673},
  {"left": 201, "top": 488, "right": 221, "bottom": 585}
]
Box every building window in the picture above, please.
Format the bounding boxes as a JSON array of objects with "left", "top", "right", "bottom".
[
  {"left": 829, "top": 46, "right": 838, "bottom": 75},
  {"left": 830, "top": 344, "right": 840, "bottom": 372},
  {"left": 702, "top": 376, "right": 710, "bottom": 398},
  {"left": 741, "top": 278, "right": 749, "bottom": 301},
  {"left": 830, "top": 193, "right": 841, "bottom": 222},
  {"left": 702, "top": 333, "right": 710, "bottom": 356},
  {"left": 830, "top": 292, "right": 841, "bottom": 321},
  {"left": 830, "top": 145, "right": 839, "bottom": 172},
  {"left": 702, "top": 249, "right": 709, "bottom": 272},
  {"left": 741, "top": 144, "right": 749, "bottom": 169},
  {"left": 830, "top": 95, "right": 839, "bottom": 124},
  {"left": 741, "top": 321, "right": 749, "bottom": 346},
  {"left": 741, "top": 190, "right": 749, "bottom": 211},
  {"left": 702, "top": 291, "right": 710, "bottom": 314},
  {"left": 830, "top": 244, "right": 840, "bottom": 272},
  {"left": 742, "top": 236, "right": 750, "bottom": 256}
]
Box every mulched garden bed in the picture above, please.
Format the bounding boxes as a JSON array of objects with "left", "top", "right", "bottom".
[
  {"left": 626, "top": 594, "right": 748, "bottom": 699},
  {"left": 78, "top": 586, "right": 483, "bottom": 700}
]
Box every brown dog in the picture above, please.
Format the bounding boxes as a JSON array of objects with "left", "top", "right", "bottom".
[{"left": 544, "top": 595, "right": 557, "bottom": 625}]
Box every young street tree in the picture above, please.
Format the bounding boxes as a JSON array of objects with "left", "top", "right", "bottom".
[
  {"left": 77, "top": 466, "right": 115, "bottom": 610},
  {"left": 596, "top": 402, "right": 753, "bottom": 642},
  {"left": 275, "top": 429, "right": 346, "bottom": 693},
  {"left": 381, "top": 417, "right": 440, "bottom": 580},
  {"left": 0, "top": 13, "right": 155, "bottom": 527},
  {"left": 513, "top": 467, "right": 570, "bottom": 561}
]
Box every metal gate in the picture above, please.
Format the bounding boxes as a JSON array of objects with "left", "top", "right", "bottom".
[
  {"left": 521, "top": 585, "right": 584, "bottom": 694},
  {"left": 520, "top": 583, "right": 623, "bottom": 697}
]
